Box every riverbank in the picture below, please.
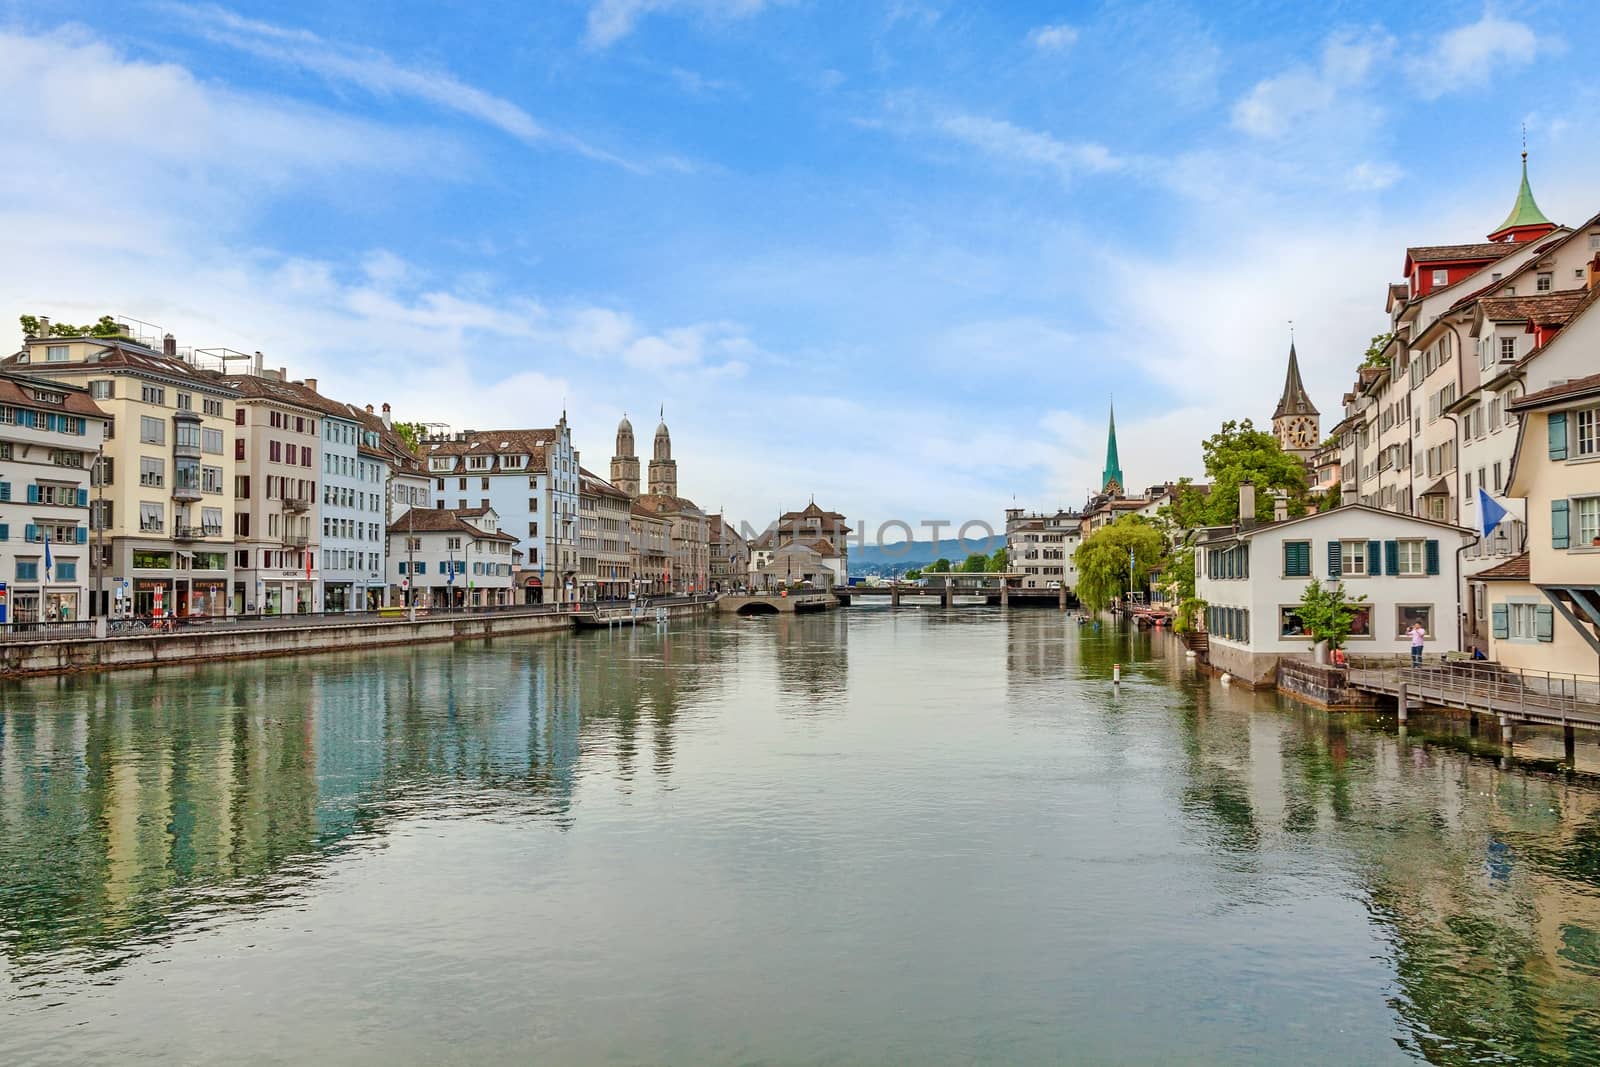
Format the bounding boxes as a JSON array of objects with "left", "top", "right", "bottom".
[{"left": 0, "top": 599, "right": 714, "bottom": 680}]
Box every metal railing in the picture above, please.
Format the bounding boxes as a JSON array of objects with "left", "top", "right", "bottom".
[
  {"left": 1348, "top": 660, "right": 1600, "bottom": 725},
  {"left": 0, "top": 619, "right": 97, "bottom": 643}
]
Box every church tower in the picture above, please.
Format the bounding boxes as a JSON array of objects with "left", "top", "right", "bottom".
[
  {"left": 611, "top": 415, "right": 640, "bottom": 498},
  {"left": 1101, "top": 402, "right": 1124, "bottom": 497},
  {"left": 648, "top": 408, "right": 678, "bottom": 498},
  {"left": 1486, "top": 148, "right": 1557, "bottom": 244},
  {"left": 1272, "top": 341, "right": 1320, "bottom": 461}
]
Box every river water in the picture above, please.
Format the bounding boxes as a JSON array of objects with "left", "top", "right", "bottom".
[{"left": 2, "top": 610, "right": 1598, "bottom": 1065}]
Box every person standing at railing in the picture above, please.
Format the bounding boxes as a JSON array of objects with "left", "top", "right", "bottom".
[{"left": 1409, "top": 621, "right": 1426, "bottom": 667}]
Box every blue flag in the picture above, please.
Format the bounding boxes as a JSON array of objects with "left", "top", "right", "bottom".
[
  {"left": 1478, "top": 487, "right": 1508, "bottom": 538},
  {"left": 43, "top": 531, "right": 53, "bottom": 581}
]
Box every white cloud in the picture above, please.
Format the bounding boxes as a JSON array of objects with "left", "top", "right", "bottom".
[
  {"left": 936, "top": 114, "right": 1122, "bottom": 182},
  {"left": 165, "top": 3, "right": 636, "bottom": 168},
  {"left": 1412, "top": 14, "right": 1539, "bottom": 98},
  {"left": 1233, "top": 29, "right": 1391, "bottom": 139},
  {"left": 1347, "top": 161, "right": 1404, "bottom": 191},
  {"left": 586, "top": 0, "right": 778, "bottom": 48},
  {"left": 1027, "top": 23, "right": 1079, "bottom": 51}
]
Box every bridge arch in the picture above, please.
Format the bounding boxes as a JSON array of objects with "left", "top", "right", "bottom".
[{"left": 736, "top": 601, "right": 780, "bottom": 616}]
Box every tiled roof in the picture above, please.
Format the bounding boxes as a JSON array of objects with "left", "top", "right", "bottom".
[
  {"left": 579, "top": 467, "right": 631, "bottom": 501},
  {"left": 425, "top": 428, "right": 557, "bottom": 473},
  {"left": 1478, "top": 290, "right": 1589, "bottom": 325},
  {"left": 632, "top": 492, "right": 704, "bottom": 516},
  {"left": 2, "top": 338, "right": 232, "bottom": 390},
  {"left": 1474, "top": 553, "right": 1529, "bottom": 581},
  {"left": 226, "top": 374, "right": 354, "bottom": 420},
  {"left": 1406, "top": 242, "right": 1518, "bottom": 265},
  {"left": 386, "top": 507, "right": 517, "bottom": 542},
  {"left": 1511, "top": 370, "right": 1600, "bottom": 409},
  {"left": 0, "top": 372, "right": 110, "bottom": 419}
]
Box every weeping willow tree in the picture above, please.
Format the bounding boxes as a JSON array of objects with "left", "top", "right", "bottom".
[{"left": 1073, "top": 515, "right": 1166, "bottom": 613}]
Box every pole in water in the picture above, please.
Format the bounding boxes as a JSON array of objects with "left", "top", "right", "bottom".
[{"left": 1113, "top": 663, "right": 1121, "bottom": 685}]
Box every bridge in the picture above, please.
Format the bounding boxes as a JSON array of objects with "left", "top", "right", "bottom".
[
  {"left": 838, "top": 574, "right": 1078, "bottom": 609},
  {"left": 1348, "top": 660, "right": 1600, "bottom": 760},
  {"left": 718, "top": 591, "right": 839, "bottom": 616}
]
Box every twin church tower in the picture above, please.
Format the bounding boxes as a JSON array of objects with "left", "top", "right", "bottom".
[{"left": 609, "top": 410, "right": 677, "bottom": 500}]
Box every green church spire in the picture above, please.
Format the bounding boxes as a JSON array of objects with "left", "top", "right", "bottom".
[
  {"left": 1102, "top": 401, "right": 1124, "bottom": 496},
  {"left": 1491, "top": 151, "right": 1553, "bottom": 237}
]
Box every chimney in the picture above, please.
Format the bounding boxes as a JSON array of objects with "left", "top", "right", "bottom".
[
  {"left": 278, "top": 366, "right": 288, "bottom": 383},
  {"left": 1272, "top": 491, "right": 1289, "bottom": 523},
  {"left": 365, "top": 403, "right": 374, "bottom": 415},
  {"left": 305, "top": 378, "right": 318, "bottom": 393},
  {"left": 253, "top": 351, "right": 264, "bottom": 375},
  {"left": 37, "top": 316, "right": 50, "bottom": 336},
  {"left": 381, "top": 403, "right": 391, "bottom": 429},
  {"left": 1238, "top": 482, "right": 1256, "bottom": 528},
  {"left": 162, "top": 333, "right": 176, "bottom": 358}
]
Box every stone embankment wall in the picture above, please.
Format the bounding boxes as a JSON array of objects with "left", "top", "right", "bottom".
[
  {"left": 1, "top": 602, "right": 712, "bottom": 680},
  {"left": 1275, "top": 657, "right": 1382, "bottom": 710}
]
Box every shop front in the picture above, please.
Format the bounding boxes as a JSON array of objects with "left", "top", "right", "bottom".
[
  {"left": 521, "top": 574, "right": 543, "bottom": 605},
  {"left": 260, "top": 578, "right": 316, "bottom": 615},
  {"left": 324, "top": 582, "right": 352, "bottom": 614},
  {"left": 133, "top": 578, "right": 172, "bottom": 618},
  {"left": 44, "top": 588, "right": 81, "bottom": 622}
]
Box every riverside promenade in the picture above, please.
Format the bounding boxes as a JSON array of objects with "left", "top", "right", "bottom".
[{"left": 0, "top": 597, "right": 715, "bottom": 680}]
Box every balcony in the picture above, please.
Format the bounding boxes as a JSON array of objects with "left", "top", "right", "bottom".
[
  {"left": 172, "top": 481, "right": 204, "bottom": 503},
  {"left": 174, "top": 524, "right": 223, "bottom": 541},
  {"left": 283, "top": 496, "right": 310, "bottom": 513},
  {"left": 284, "top": 534, "right": 310, "bottom": 548}
]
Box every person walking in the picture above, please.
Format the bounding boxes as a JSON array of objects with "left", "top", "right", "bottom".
[{"left": 1409, "top": 621, "right": 1425, "bottom": 667}]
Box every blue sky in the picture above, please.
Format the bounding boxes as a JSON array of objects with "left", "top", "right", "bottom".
[{"left": 3, "top": 1, "right": 1597, "bottom": 529}]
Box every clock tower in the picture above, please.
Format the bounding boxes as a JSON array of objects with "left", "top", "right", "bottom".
[{"left": 1272, "top": 341, "right": 1319, "bottom": 462}]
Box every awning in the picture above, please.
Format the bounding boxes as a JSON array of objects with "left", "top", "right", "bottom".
[{"left": 1419, "top": 477, "right": 1452, "bottom": 497}]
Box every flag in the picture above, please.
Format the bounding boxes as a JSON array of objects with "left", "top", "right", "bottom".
[
  {"left": 43, "top": 531, "right": 53, "bottom": 582},
  {"left": 447, "top": 547, "right": 456, "bottom": 585},
  {"left": 1478, "top": 488, "right": 1508, "bottom": 538}
]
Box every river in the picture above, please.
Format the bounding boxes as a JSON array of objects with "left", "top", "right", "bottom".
[{"left": 2, "top": 609, "right": 1598, "bottom": 1065}]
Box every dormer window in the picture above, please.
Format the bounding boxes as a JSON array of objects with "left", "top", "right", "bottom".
[
  {"left": 32, "top": 389, "right": 66, "bottom": 405},
  {"left": 502, "top": 455, "right": 526, "bottom": 470},
  {"left": 430, "top": 457, "right": 453, "bottom": 472},
  {"left": 467, "top": 455, "right": 490, "bottom": 471},
  {"left": 1536, "top": 272, "right": 1553, "bottom": 292},
  {"left": 46, "top": 345, "right": 69, "bottom": 363},
  {"left": 1431, "top": 269, "right": 1448, "bottom": 287}
]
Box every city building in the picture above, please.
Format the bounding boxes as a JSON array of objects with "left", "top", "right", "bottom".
[
  {"left": 1478, "top": 367, "right": 1600, "bottom": 673},
  {"left": 422, "top": 418, "right": 580, "bottom": 603},
  {"left": 0, "top": 372, "right": 109, "bottom": 623},
  {"left": 227, "top": 372, "right": 323, "bottom": 615},
  {"left": 387, "top": 506, "right": 517, "bottom": 609},
  {"left": 1004, "top": 508, "right": 1080, "bottom": 591},
  {"left": 1195, "top": 489, "right": 1473, "bottom": 686},
  {"left": 578, "top": 468, "right": 633, "bottom": 600},
  {"left": 708, "top": 513, "right": 749, "bottom": 593},
  {"left": 747, "top": 502, "right": 850, "bottom": 589},
  {"left": 629, "top": 504, "right": 672, "bottom": 596},
  {"left": 1271, "top": 342, "right": 1321, "bottom": 463},
  {"left": 611, "top": 412, "right": 711, "bottom": 595},
  {"left": 4, "top": 328, "right": 238, "bottom": 619}
]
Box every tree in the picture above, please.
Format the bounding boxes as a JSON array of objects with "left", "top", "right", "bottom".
[
  {"left": 1295, "top": 580, "right": 1367, "bottom": 651},
  {"left": 1182, "top": 419, "right": 1310, "bottom": 527},
  {"left": 959, "top": 553, "right": 989, "bottom": 573},
  {"left": 390, "top": 420, "right": 428, "bottom": 454},
  {"left": 1362, "top": 332, "right": 1394, "bottom": 368},
  {"left": 926, "top": 558, "right": 952, "bottom": 573},
  {"left": 20, "top": 314, "right": 121, "bottom": 340},
  {"left": 1321, "top": 481, "right": 1343, "bottom": 509},
  {"left": 904, "top": 568, "right": 922, "bottom": 580},
  {"left": 985, "top": 547, "right": 1008, "bottom": 572},
  {"left": 1073, "top": 515, "right": 1165, "bottom": 613}
]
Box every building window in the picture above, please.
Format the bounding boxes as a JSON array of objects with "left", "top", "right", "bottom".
[
  {"left": 1394, "top": 539, "right": 1425, "bottom": 576},
  {"left": 1536, "top": 272, "right": 1553, "bottom": 292},
  {"left": 1282, "top": 540, "right": 1311, "bottom": 577},
  {"left": 1396, "top": 604, "right": 1433, "bottom": 638},
  {"left": 176, "top": 392, "right": 192, "bottom": 410},
  {"left": 139, "top": 502, "right": 165, "bottom": 533},
  {"left": 1577, "top": 496, "right": 1600, "bottom": 546},
  {"left": 45, "top": 345, "right": 69, "bottom": 363},
  {"left": 1576, "top": 407, "right": 1598, "bottom": 457},
  {"left": 141, "top": 384, "right": 165, "bottom": 405},
  {"left": 1340, "top": 540, "right": 1367, "bottom": 576},
  {"left": 1431, "top": 269, "right": 1448, "bottom": 286},
  {"left": 1499, "top": 336, "right": 1517, "bottom": 363},
  {"left": 139, "top": 457, "right": 165, "bottom": 487},
  {"left": 89, "top": 380, "right": 114, "bottom": 399},
  {"left": 1279, "top": 606, "right": 1307, "bottom": 638},
  {"left": 202, "top": 427, "right": 224, "bottom": 454},
  {"left": 139, "top": 416, "right": 165, "bottom": 444}
]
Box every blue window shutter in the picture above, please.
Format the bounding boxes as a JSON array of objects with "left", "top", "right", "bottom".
[
  {"left": 77, "top": 526, "right": 87, "bottom": 544},
  {"left": 1328, "top": 541, "right": 1341, "bottom": 578},
  {"left": 1491, "top": 603, "right": 1508, "bottom": 639},
  {"left": 77, "top": 488, "right": 88, "bottom": 507},
  {"left": 1548, "top": 412, "right": 1568, "bottom": 460},
  {"left": 1369, "top": 539, "right": 1383, "bottom": 576},
  {"left": 1552, "top": 500, "right": 1570, "bottom": 549},
  {"left": 1424, "top": 540, "right": 1440, "bottom": 576},
  {"left": 26, "top": 484, "right": 38, "bottom": 504},
  {"left": 0, "top": 481, "right": 8, "bottom": 501},
  {"left": 1535, "top": 604, "right": 1554, "bottom": 642},
  {"left": 1383, "top": 540, "right": 1398, "bottom": 576},
  {"left": 0, "top": 523, "right": 7, "bottom": 541},
  {"left": 25, "top": 523, "right": 37, "bottom": 543}
]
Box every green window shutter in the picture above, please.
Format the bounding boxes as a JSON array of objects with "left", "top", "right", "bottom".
[
  {"left": 1369, "top": 539, "right": 1383, "bottom": 576},
  {"left": 26, "top": 484, "right": 38, "bottom": 504},
  {"left": 1328, "top": 541, "right": 1342, "bottom": 578},
  {"left": 1548, "top": 412, "right": 1568, "bottom": 460},
  {"left": 1424, "top": 540, "right": 1440, "bottom": 576},
  {"left": 1383, "top": 540, "right": 1399, "bottom": 576},
  {"left": 1552, "top": 500, "right": 1570, "bottom": 549},
  {"left": 0, "top": 523, "right": 7, "bottom": 541},
  {"left": 77, "top": 488, "right": 88, "bottom": 507},
  {"left": 1491, "top": 603, "right": 1508, "bottom": 639},
  {"left": 1535, "top": 604, "right": 1554, "bottom": 642}
]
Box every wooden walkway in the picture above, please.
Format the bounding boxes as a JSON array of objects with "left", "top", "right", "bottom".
[{"left": 1347, "top": 663, "right": 1600, "bottom": 731}]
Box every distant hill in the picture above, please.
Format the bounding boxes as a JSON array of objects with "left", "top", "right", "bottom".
[{"left": 851, "top": 535, "right": 1006, "bottom": 574}]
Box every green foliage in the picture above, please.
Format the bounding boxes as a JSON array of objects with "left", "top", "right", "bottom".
[
  {"left": 1296, "top": 580, "right": 1367, "bottom": 650},
  {"left": 986, "top": 547, "right": 1008, "bottom": 572},
  {"left": 959, "top": 553, "right": 989, "bottom": 573},
  {"left": 1163, "top": 420, "right": 1309, "bottom": 529},
  {"left": 926, "top": 558, "right": 952, "bottom": 573},
  {"left": 390, "top": 421, "right": 428, "bottom": 454},
  {"left": 1362, "top": 332, "right": 1394, "bottom": 368},
  {"left": 1173, "top": 597, "right": 1205, "bottom": 635},
  {"left": 1073, "top": 515, "right": 1165, "bottom": 613},
  {"left": 1321, "top": 481, "right": 1342, "bottom": 509},
  {"left": 904, "top": 568, "right": 922, "bottom": 580},
  {"left": 20, "top": 314, "right": 121, "bottom": 340}
]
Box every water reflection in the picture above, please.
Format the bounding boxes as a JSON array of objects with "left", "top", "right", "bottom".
[{"left": 0, "top": 621, "right": 734, "bottom": 990}]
